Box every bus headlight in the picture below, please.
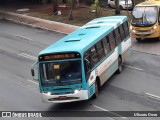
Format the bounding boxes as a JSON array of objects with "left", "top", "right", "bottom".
[
  {"left": 74, "top": 88, "right": 81, "bottom": 94},
  {"left": 132, "top": 30, "right": 136, "bottom": 33},
  {"left": 47, "top": 92, "right": 52, "bottom": 95},
  {"left": 153, "top": 26, "right": 157, "bottom": 30}
]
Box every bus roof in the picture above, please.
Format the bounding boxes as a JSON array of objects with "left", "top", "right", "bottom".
[
  {"left": 39, "top": 16, "right": 128, "bottom": 56},
  {"left": 136, "top": 0, "right": 160, "bottom": 7}
]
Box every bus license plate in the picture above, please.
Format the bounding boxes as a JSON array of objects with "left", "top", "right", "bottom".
[{"left": 59, "top": 96, "right": 67, "bottom": 99}]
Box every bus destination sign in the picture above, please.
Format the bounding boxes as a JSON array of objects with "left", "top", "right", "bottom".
[{"left": 39, "top": 53, "right": 80, "bottom": 61}]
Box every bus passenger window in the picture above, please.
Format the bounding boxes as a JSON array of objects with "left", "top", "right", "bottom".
[
  {"left": 84, "top": 50, "right": 92, "bottom": 67},
  {"left": 84, "top": 50, "right": 92, "bottom": 80},
  {"left": 119, "top": 24, "right": 125, "bottom": 40},
  {"left": 96, "top": 41, "right": 105, "bottom": 61},
  {"left": 102, "top": 37, "right": 111, "bottom": 55},
  {"left": 108, "top": 32, "right": 116, "bottom": 50},
  {"left": 91, "top": 46, "right": 99, "bottom": 67},
  {"left": 114, "top": 27, "right": 121, "bottom": 44},
  {"left": 123, "top": 22, "right": 129, "bottom": 37}
]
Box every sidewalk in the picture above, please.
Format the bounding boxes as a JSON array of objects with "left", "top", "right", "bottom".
[{"left": 0, "top": 10, "right": 79, "bottom": 34}]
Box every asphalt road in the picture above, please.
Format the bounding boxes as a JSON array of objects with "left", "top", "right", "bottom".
[{"left": 0, "top": 20, "right": 160, "bottom": 120}]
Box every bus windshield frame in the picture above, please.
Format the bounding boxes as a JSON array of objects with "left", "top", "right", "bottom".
[
  {"left": 39, "top": 59, "right": 82, "bottom": 87},
  {"left": 131, "top": 6, "right": 158, "bottom": 27}
]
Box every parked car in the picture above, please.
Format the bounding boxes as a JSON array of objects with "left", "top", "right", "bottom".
[{"left": 108, "top": 0, "right": 133, "bottom": 10}]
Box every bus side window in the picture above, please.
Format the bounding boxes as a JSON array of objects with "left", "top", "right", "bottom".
[
  {"left": 96, "top": 41, "right": 105, "bottom": 61},
  {"left": 119, "top": 24, "right": 125, "bottom": 40},
  {"left": 84, "top": 50, "right": 91, "bottom": 80},
  {"left": 91, "top": 46, "right": 99, "bottom": 67},
  {"left": 114, "top": 27, "right": 122, "bottom": 44},
  {"left": 102, "top": 37, "right": 111, "bottom": 55},
  {"left": 108, "top": 31, "right": 116, "bottom": 50},
  {"left": 123, "top": 21, "right": 130, "bottom": 37}
]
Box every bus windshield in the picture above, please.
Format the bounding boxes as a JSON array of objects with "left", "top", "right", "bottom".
[
  {"left": 132, "top": 6, "right": 158, "bottom": 27},
  {"left": 40, "top": 60, "right": 82, "bottom": 86}
]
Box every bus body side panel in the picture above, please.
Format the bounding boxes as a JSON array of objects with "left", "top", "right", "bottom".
[
  {"left": 87, "top": 47, "right": 119, "bottom": 98},
  {"left": 121, "top": 37, "right": 132, "bottom": 60},
  {"left": 118, "top": 43, "right": 122, "bottom": 57},
  {"left": 98, "top": 47, "right": 118, "bottom": 86}
]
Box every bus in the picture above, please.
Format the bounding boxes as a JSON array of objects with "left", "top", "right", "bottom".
[
  {"left": 130, "top": 0, "right": 160, "bottom": 41},
  {"left": 31, "top": 16, "right": 131, "bottom": 103}
]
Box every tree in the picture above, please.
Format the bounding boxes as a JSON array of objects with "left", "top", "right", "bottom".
[
  {"left": 115, "top": 0, "right": 120, "bottom": 14},
  {"left": 52, "top": 0, "right": 58, "bottom": 15},
  {"left": 68, "top": 0, "right": 76, "bottom": 20}
]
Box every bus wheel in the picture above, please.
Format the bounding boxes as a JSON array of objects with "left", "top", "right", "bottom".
[
  {"left": 116, "top": 57, "right": 122, "bottom": 74},
  {"left": 136, "top": 38, "right": 141, "bottom": 42},
  {"left": 93, "top": 81, "right": 99, "bottom": 99}
]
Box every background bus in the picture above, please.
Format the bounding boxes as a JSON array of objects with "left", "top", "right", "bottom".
[
  {"left": 130, "top": 0, "right": 160, "bottom": 41},
  {"left": 31, "top": 16, "right": 131, "bottom": 103}
]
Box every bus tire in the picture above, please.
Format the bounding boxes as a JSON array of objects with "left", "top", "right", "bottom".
[
  {"left": 136, "top": 38, "right": 141, "bottom": 42},
  {"left": 116, "top": 56, "right": 122, "bottom": 74},
  {"left": 92, "top": 81, "right": 99, "bottom": 99}
]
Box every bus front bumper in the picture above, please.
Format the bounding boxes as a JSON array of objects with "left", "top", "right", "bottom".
[
  {"left": 130, "top": 29, "right": 158, "bottom": 39},
  {"left": 41, "top": 90, "right": 88, "bottom": 103}
]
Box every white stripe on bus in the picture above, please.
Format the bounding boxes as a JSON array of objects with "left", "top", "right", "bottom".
[
  {"left": 88, "top": 19, "right": 123, "bottom": 24},
  {"left": 81, "top": 23, "right": 118, "bottom": 29}
]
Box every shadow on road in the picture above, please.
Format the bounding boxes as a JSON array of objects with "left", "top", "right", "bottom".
[
  {"left": 47, "top": 99, "right": 93, "bottom": 111},
  {"left": 137, "top": 38, "right": 160, "bottom": 44}
]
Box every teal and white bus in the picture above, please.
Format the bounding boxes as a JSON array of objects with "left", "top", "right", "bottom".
[{"left": 31, "top": 16, "right": 131, "bottom": 103}]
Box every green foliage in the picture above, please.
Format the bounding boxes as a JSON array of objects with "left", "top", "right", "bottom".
[
  {"left": 91, "top": 0, "right": 99, "bottom": 10},
  {"left": 90, "top": 0, "right": 102, "bottom": 18}
]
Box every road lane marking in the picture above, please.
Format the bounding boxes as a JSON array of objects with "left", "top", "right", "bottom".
[
  {"left": 18, "top": 53, "right": 37, "bottom": 61},
  {"left": 145, "top": 93, "right": 160, "bottom": 100},
  {"left": 15, "top": 35, "right": 32, "bottom": 41},
  {"left": 123, "top": 64, "right": 144, "bottom": 71},
  {"left": 92, "top": 105, "right": 127, "bottom": 119},
  {"left": 28, "top": 79, "right": 38, "bottom": 85}
]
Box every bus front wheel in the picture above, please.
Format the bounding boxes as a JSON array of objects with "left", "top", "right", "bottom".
[
  {"left": 92, "top": 81, "right": 99, "bottom": 99},
  {"left": 116, "top": 57, "right": 122, "bottom": 74}
]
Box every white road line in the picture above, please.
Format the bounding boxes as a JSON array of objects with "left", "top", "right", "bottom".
[
  {"left": 123, "top": 65, "right": 144, "bottom": 71},
  {"left": 145, "top": 93, "right": 160, "bottom": 100},
  {"left": 27, "top": 85, "right": 33, "bottom": 88},
  {"left": 15, "top": 35, "right": 32, "bottom": 41},
  {"left": 28, "top": 79, "right": 38, "bottom": 85},
  {"left": 18, "top": 53, "right": 37, "bottom": 61},
  {"left": 92, "top": 105, "right": 127, "bottom": 119}
]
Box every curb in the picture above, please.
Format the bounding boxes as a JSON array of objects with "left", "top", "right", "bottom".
[{"left": 0, "top": 10, "right": 80, "bottom": 34}]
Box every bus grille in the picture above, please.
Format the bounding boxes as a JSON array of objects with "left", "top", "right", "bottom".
[{"left": 48, "top": 97, "right": 79, "bottom": 101}]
